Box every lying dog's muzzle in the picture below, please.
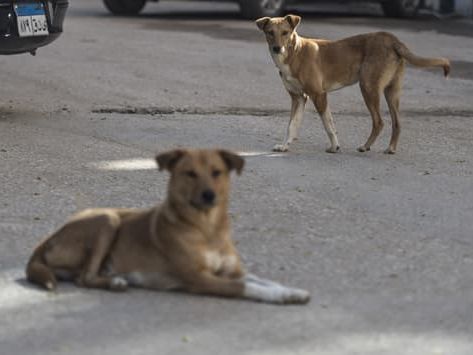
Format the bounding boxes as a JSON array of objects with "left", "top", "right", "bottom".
[
  {"left": 201, "top": 189, "right": 216, "bottom": 205},
  {"left": 190, "top": 189, "right": 217, "bottom": 210}
]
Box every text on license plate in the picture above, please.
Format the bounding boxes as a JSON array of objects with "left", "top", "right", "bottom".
[{"left": 14, "top": 2, "right": 49, "bottom": 37}]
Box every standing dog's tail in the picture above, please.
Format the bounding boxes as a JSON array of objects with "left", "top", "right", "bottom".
[
  {"left": 26, "top": 241, "right": 57, "bottom": 291},
  {"left": 394, "top": 41, "right": 450, "bottom": 78}
]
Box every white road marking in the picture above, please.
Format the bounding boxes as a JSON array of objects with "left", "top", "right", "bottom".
[
  {"left": 88, "top": 158, "right": 156, "bottom": 171},
  {"left": 88, "top": 153, "right": 286, "bottom": 171}
]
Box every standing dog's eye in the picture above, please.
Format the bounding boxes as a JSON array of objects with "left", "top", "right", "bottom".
[
  {"left": 268, "top": 31, "right": 275, "bottom": 36},
  {"left": 186, "top": 171, "right": 197, "bottom": 178},
  {"left": 212, "top": 170, "right": 222, "bottom": 178},
  {"left": 282, "top": 31, "right": 289, "bottom": 36}
]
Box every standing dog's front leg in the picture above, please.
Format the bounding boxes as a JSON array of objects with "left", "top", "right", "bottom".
[
  {"left": 312, "top": 93, "right": 340, "bottom": 153},
  {"left": 273, "top": 93, "right": 307, "bottom": 152}
]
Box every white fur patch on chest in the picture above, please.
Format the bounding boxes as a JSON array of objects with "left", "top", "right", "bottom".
[
  {"left": 271, "top": 53, "right": 304, "bottom": 95},
  {"left": 204, "top": 250, "right": 238, "bottom": 274}
]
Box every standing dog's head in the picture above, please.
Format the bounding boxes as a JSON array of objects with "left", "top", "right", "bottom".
[
  {"left": 256, "top": 14, "right": 301, "bottom": 56},
  {"left": 156, "top": 149, "right": 244, "bottom": 212}
]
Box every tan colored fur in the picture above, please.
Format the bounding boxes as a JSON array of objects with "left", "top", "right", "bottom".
[
  {"left": 26, "top": 149, "right": 310, "bottom": 305},
  {"left": 257, "top": 15, "right": 450, "bottom": 154}
]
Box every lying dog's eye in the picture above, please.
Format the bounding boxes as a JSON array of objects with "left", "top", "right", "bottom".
[
  {"left": 282, "top": 31, "right": 289, "bottom": 36},
  {"left": 186, "top": 171, "right": 197, "bottom": 178},
  {"left": 212, "top": 170, "right": 222, "bottom": 178}
]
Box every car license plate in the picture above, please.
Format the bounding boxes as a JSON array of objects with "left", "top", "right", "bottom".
[{"left": 14, "top": 2, "right": 49, "bottom": 37}]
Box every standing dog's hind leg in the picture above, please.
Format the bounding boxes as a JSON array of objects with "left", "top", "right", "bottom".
[
  {"left": 358, "top": 79, "right": 384, "bottom": 152},
  {"left": 273, "top": 94, "right": 307, "bottom": 152},
  {"left": 384, "top": 70, "right": 403, "bottom": 154}
]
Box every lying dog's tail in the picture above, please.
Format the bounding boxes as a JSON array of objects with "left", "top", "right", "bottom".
[
  {"left": 394, "top": 41, "right": 450, "bottom": 78},
  {"left": 26, "top": 241, "right": 57, "bottom": 291}
]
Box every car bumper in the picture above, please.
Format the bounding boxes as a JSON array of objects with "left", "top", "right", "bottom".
[{"left": 0, "top": 0, "right": 68, "bottom": 55}]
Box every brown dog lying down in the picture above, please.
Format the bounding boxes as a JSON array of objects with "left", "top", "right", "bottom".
[
  {"left": 26, "top": 149, "right": 310, "bottom": 305},
  {"left": 256, "top": 15, "right": 450, "bottom": 154}
]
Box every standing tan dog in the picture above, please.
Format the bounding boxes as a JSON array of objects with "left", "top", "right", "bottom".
[
  {"left": 26, "top": 149, "right": 310, "bottom": 305},
  {"left": 256, "top": 15, "right": 450, "bottom": 154}
]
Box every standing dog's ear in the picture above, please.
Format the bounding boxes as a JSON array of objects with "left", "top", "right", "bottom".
[
  {"left": 284, "top": 14, "right": 301, "bottom": 30},
  {"left": 256, "top": 17, "right": 271, "bottom": 31},
  {"left": 219, "top": 150, "right": 245, "bottom": 175},
  {"left": 156, "top": 150, "right": 186, "bottom": 172}
]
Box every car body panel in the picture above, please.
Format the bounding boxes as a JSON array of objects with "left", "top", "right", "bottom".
[{"left": 0, "top": 0, "right": 68, "bottom": 55}]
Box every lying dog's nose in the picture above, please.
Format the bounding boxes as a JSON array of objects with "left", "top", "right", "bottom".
[
  {"left": 272, "top": 46, "right": 281, "bottom": 54},
  {"left": 201, "top": 189, "right": 216, "bottom": 205}
]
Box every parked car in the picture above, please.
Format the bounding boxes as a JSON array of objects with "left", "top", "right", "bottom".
[
  {"left": 103, "top": 0, "right": 422, "bottom": 19},
  {"left": 0, "top": 0, "right": 68, "bottom": 55}
]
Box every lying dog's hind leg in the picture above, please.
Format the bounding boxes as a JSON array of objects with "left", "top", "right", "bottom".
[
  {"left": 273, "top": 94, "right": 307, "bottom": 152},
  {"left": 312, "top": 93, "right": 340, "bottom": 153},
  {"left": 75, "top": 213, "right": 127, "bottom": 291}
]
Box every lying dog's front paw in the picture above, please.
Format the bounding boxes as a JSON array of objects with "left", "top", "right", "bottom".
[
  {"left": 110, "top": 276, "right": 128, "bottom": 292},
  {"left": 244, "top": 282, "right": 310, "bottom": 305},
  {"left": 281, "top": 288, "right": 311, "bottom": 305},
  {"left": 272, "top": 144, "right": 289, "bottom": 152}
]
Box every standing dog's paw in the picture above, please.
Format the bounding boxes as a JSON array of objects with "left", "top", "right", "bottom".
[
  {"left": 357, "top": 146, "right": 370, "bottom": 153},
  {"left": 272, "top": 144, "right": 289, "bottom": 152},
  {"left": 110, "top": 276, "right": 128, "bottom": 292},
  {"left": 384, "top": 148, "right": 396, "bottom": 155},
  {"left": 326, "top": 146, "right": 340, "bottom": 154}
]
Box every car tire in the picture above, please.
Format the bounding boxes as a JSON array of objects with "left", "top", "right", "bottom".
[
  {"left": 103, "top": 0, "right": 147, "bottom": 15},
  {"left": 381, "top": 0, "right": 421, "bottom": 17},
  {"left": 239, "top": 0, "right": 286, "bottom": 19}
]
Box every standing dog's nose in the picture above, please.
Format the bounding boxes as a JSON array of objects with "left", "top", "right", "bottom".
[
  {"left": 272, "top": 46, "right": 281, "bottom": 54},
  {"left": 201, "top": 189, "right": 216, "bottom": 205}
]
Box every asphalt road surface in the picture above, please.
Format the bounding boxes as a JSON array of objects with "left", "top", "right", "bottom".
[{"left": 1, "top": 1, "right": 473, "bottom": 354}]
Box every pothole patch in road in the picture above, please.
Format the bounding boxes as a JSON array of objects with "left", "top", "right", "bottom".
[
  {"left": 141, "top": 21, "right": 262, "bottom": 43},
  {"left": 92, "top": 106, "right": 289, "bottom": 117},
  {"left": 92, "top": 106, "right": 473, "bottom": 119},
  {"left": 402, "top": 108, "right": 473, "bottom": 118},
  {"left": 336, "top": 108, "right": 473, "bottom": 118}
]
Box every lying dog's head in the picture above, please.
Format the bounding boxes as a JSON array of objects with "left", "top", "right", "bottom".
[
  {"left": 256, "top": 14, "right": 301, "bottom": 56},
  {"left": 156, "top": 149, "right": 244, "bottom": 211}
]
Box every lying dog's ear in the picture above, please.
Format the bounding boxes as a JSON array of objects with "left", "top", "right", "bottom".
[
  {"left": 156, "top": 149, "right": 186, "bottom": 172},
  {"left": 219, "top": 150, "right": 245, "bottom": 175},
  {"left": 285, "top": 14, "right": 301, "bottom": 30},
  {"left": 256, "top": 17, "right": 271, "bottom": 31}
]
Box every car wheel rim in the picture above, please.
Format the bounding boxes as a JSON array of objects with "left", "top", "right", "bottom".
[
  {"left": 260, "top": 0, "right": 283, "bottom": 12},
  {"left": 401, "top": 0, "right": 420, "bottom": 11}
]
